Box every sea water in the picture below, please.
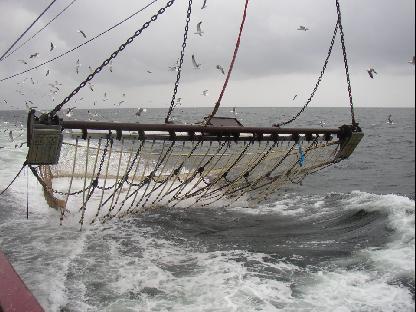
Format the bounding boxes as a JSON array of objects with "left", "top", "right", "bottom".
[{"left": 0, "top": 107, "right": 414, "bottom": 311}]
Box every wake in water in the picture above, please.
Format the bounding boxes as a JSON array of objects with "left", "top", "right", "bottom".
[{"left": 0, "top": 187, "right": 414, "bottom": 311}]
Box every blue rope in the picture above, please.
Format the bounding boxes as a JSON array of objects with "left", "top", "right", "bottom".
[{"left": 298, "top": 144, "right": 305, "bottom": 167}]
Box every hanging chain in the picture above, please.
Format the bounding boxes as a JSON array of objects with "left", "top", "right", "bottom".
[
  {"left": 48, "top": 0, "right": 176, "bottom": 118},
  {"left": 165, "top": 0, "right": 193, "bottom": 124},
  {"left": 336, "top": 0, "right": 358, "bottom": 129},
  {"left": 274, "top": 21, "right": 339, "bottom": 128}
]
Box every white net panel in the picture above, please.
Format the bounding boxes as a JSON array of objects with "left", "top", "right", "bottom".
[{"left": 32, "top": 132, "right": 342, "bottom": 225}]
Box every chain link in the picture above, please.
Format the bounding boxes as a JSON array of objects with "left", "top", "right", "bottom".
[
  {"left": 274, "top": 22, "right": 339, "bottom": 128},
  {"left": 336, "top": 0, "right": 357, "bottom": 129},
  {"left": 165, "top": 0, "right": 193, "bottom": 124},
  {"left": 48, "top": 0, "right": 175, "bottom": 117}
]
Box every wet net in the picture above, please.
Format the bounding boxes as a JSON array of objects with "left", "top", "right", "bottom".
[{"left": 27, "top": 126, "right": 362, "bottom": 226}]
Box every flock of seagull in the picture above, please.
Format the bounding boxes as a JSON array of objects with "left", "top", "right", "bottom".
[{"left": 1, "top": 0, "right": 415, "bottom": 139}]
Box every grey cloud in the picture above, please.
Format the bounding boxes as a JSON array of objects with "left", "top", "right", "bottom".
[{"left": 0, "top": 0, "right": 414, "bottom": 111}]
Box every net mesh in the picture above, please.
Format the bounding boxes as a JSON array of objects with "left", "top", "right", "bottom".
[{"left": 33, "top": 133, "right": 341, "bottom": 225}]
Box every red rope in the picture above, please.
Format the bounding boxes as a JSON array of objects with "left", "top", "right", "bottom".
[{"left": 205, "top": 0, "right": 250, "bottom": 124}]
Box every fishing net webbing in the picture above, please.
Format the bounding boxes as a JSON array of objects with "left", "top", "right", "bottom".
[{"left": 30, "top": 131, "right": 350, "bottom": 225}]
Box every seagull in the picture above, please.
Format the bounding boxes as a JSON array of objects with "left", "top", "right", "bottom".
[
  {"left": 46, "top": 69, "right": 50, "bottom": 76},
  {"left": 192, "top": 54, "right": 201, "bottom": 69},
  {"left": 176, "top": 97, "right": 182, "bottom": 104},
  {"left": 49, "top": 83, "right": 60, "bottom": 91},
  {"left": 65, "top": 107, "right": 76, "bottom": 118},
  {"left": 88, "top": 82, "right": 94, "bottom": 92},
  {"left": 135, "top": 107, "right": 147, "bottom": 117},
  {"left": 293, "top": 94, "right": 298, "bottom": 101},
  {"left": 202, "top": 90, "right": 209, "bottom": 96},
  {"left": 15, "top": 142, "right": 26, "bottom": 149},
  {"left": 109, "top": 60, "right": 113, "bottom": 72},
  {"left": 408, "top": 56, "right": 415, "bottom": 65},
  {"left": 77, "top": 30, "right": 87, "bottom": 39},
  {"left": 75, "top": 59, "right": 81, "bottom": 74},
  {"left": 195, "top": 22, "right": 204, "bottom": 36},
  {"left": 169, "top": 65, "right": 179, "bottom": 72},
  {"left": 50, "top": 42, "right": 54, "bottom": 52},
  {"left": 147, "top": 70, "right": 152, "bottom": 74},
  {"left": 201, "top": 0, "right": 208, "bottom": 9},
  {"left": 30, "top": 78, "right": 35, "bottom": 85},
  {"left": 297, "top": 26, "right": 309, "bottom": 31},
  {"left": 25, "top": 101, "right": 37, "bottom": 111},
  {"left": 216, "top": 65, "right": 225, "bottom": 75},
  {"left": 367, "top": 68, "right": 378, "bottom": 79},
  {"left": 387, "top": 114, "right": 393, "bottom": 124},
  {"left": 29, "top": 53, "right": 39, "bottom": 58}
]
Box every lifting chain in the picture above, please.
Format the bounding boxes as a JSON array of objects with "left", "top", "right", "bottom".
[
  {"left": 275, "top": 0, "right": 358, "bottom": 130},
  {"left": 48, "top": 0, "right": 176, "bottom": 118},
  {"left": 274, "top": 21, "right": 339, "bottom": 128},
  {"left": 165, "top": 0, "right": 193, "bottom": 124},
  {"left": 336, "top": 0, "right": 358, "bottom": 129}
]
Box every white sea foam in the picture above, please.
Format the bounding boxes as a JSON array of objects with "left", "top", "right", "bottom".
[
  {"left": 290, "top": 269, "right": 414, "bottom": 312},
  {"left": 343, "top": 191, "right": 415, "bottom": 279}
]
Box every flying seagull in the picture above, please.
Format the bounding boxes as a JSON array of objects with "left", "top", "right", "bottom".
[
  {"left": 409, "top": 56, "right": 415, "bottom": 65},
  {"left": 136, "top": 107, "right": 147, "bottom": 117},
  {"left": 297, "top": 26, "right": 309, "bottom": 31},
  {"left": 75, "top": 59, "right": 81, "bottom": 74},
  {"left": 216, "top": 65, "right": 225, "bottom": 75},
  {"left": 201, "top": 0, "right": 208, "bottom": 9},
  {"left": 195, "top": 22, "right": 204, "bottom": 36},
  {"left": 45, "top": 69, "right": 50, "bottom": 76},
  {"left": 29, "top": 53, "right": 39, "bottom": 59},
  {"left": 202, "top": 90, "right": 209, "bottom": 96},
  {"left": 50, "top": 42, "right": 54, "bottom": 52},
  {"left": 192, "top": 54, "right": 201, "bottom": 69},
  {"left": 77, "top": 30, "right": 87, "bottom": 39},
  {"left": 367, "top": 68, "right": 378, "bottom": 79},
  {"left": 293, "top": 94, "right": 298, "bottom": 101},
  {"left": 65, "top": 107, "right": 76, "bottom": 118},
  {"left": 109, "top": 60, "right": 113, "bottom": 73}
]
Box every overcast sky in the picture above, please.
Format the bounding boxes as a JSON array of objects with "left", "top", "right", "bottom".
[{"left": 0, "top": 0, "right": 414, "bottom": 115}]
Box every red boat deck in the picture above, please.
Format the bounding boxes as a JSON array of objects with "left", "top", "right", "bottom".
[{"left": 0, "top": 251, "right": 43, "bottom": 312}]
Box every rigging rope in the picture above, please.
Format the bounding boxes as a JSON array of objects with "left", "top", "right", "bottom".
[
  {"left": 165, "top": 0, "right": 194, "bottom": 124},
  {"left": 0, "top": 0, "right": 59, "bottom": 62},
  {"left": 3, "top": 0, "right": 79, "bottom": 61},
  {"left": 205, "top": 0, "right": 250, "bottom": 125},
  {"left": 0, "top": 0, "right": 160, "bottom": 83}
]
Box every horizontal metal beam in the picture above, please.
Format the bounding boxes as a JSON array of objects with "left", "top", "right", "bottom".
[{"left": 61, "top": 120, "right": 343, "bottom": 136}]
